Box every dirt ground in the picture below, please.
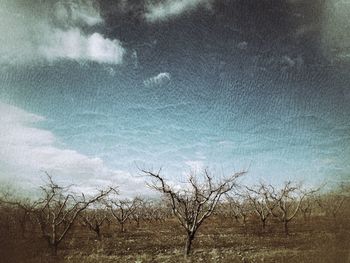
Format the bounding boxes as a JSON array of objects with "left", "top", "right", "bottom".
[{"left": 1, "top": 215, "right": 349, "bottom": 263}]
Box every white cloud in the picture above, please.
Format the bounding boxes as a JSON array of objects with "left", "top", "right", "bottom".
[
  {"left": 0, "top": 102, "right": 147, "bottom": 196},
  {"left": 144, "top": 72, "right": 171, "bottom": 87},
  {"left": 0, "top": 0, "right": 125, "bottom": 65},
  {"left": 40, "top": 30, "right": 125, "bottom": 64},
  {"left": 53, "top": 0, "right": 103, "bottom": 26},
  {"left": 145, "top": 0, "right": 213, "bottom": 22}
]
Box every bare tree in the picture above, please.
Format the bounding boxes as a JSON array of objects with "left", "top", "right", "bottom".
[
  {"left": 316, "top": 182, "right": 350, "bottom": 227},
  {"left": 245, "top": 184, "right": 274, "bottom": 231},
  {"left": 142, "top": 199, "right": 172, "bottom": 223},
  {"left": 129, "top": 198, "right": 170, "bottom": 227},
  {"left": 299, "top": 195, "right": 317, "bottom": 222},
  {"left": 0, "top": 196, "right": 36, "bottom": 238},
  {"left": 317, "top": 193, "right": 345, "bottom": 222},
  {"left": 80, "top": 207, "right": 109, "bottom": 240},
  {"left": 0, "top": 198, "right": 17, "bottom": 238},
  {"left": 131, "top": 198, "right": 145, "bottom": 228},
  {"left": 32, "top": 175, "right": 113, "bottom": 256},
  {"left": 130, "top": 199, "right": 168, "bottom": 225},
  {"left": 225, "top": 195, "right": 251, "bottom": 231},
  {"left": 143, "top": 168, "right": 245, "bottom": 256},
  {"left": 108, "top": 196, "right": 142, "bottom": 232},
  {"left": 265, "top": 181, "right": 317, "bottom": 235}
]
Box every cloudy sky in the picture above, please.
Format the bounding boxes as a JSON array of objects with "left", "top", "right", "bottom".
[{"left": 0, "top": 0, "right": 349, "bottom": 195}]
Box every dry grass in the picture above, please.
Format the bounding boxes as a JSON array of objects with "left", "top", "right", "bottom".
[{"left": 1, "top": 215, "right": 349, "bottom": 263}]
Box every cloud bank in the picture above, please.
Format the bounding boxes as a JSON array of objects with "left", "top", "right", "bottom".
[
  {"left": 0, "top": 102, "right": 146, "bottom": 196},
  {"left": 0, "top": 0, "right": 125, "bottom": 65},
  {"left": 145, "top": 0, "right": 213, "bottom": 22}
]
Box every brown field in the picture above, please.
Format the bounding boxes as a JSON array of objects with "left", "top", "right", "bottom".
[{"left": 1, "top": 215, "right": 349, "bottom": 263}]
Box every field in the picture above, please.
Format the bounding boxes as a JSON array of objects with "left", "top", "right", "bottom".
[{"left": 1, "top": 214, "right": 349, "bottom": 263}]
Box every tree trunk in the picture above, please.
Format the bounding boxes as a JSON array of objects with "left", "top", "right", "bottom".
[
  {"left": 50, "top": 243, "right": 58, "bottom": 256},
  {"left": 96, "top": 226, "right": 101, "bottom": 240},
  {"left": 284, "top": 221, "right": 289, "bottom": 236},
  {"left": 184, "top": 233, "right": 194, "bottom": 257},
  {"left": 121, "top": 222, "right": 125, "bottom": 233},
  {"left": 243, "top": 216, "right": 247, "bottom": 233},
  {"left": 303, "top": 212, "right": 307, "bottom": 222},
  {"left": 50, "top": 223, "right": 58, "bottom": 255},
  {"left": 20, "top": 219, "right": 27, "bottom": 238},
  {"left": 261, "top": 219, "right": 266, "bottom": 231},
  {"left": 303, "top": 210, "right": 311, "bottom": 222}
]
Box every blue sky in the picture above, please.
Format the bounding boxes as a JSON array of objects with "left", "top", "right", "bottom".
[{"left": 0, "top": 0, "right": 349, "bottom": 195}]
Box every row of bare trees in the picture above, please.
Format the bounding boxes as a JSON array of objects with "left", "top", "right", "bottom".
[
  {"left": 1, "top": 175, "right": 115, "bottom": 255},
  {"left": 216, "top": 182, "right": 348, "bottom": 236},
  {"left": 231, "top": 182, "right": 319, "bottom": 235},
  {"left": 1, "top": 170, "right": 349, "bottom": 258}
]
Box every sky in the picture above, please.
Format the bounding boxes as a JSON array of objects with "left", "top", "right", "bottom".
[{"left": 0, "top": 0, "right": 349, "bottom": 196}]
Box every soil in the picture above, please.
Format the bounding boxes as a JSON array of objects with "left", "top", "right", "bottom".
[{"left": 1, "top": 215, "right": 349, "bottom": 263}]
